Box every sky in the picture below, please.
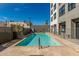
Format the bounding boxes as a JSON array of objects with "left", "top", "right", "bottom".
[{"left": 0, "top": 3, "right": 50, "bottom": 25}]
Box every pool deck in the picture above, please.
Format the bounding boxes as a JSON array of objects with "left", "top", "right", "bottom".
[{"left": 0, "top": 32, "right": 79, "bottom": 56}]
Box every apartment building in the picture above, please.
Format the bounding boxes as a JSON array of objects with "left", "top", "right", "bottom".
[
  {"left": 50, "top": 3, "right": 59, "bottom": 34},
  {"left": 0, "top": 22, "right": 7, "bottom": 27},
  {"left": 6, "top": 22, "right": 30, "bottom": 34},
  {"left": 0, "top": 22, "right": 30, "bottom": 43},
  {"left": 8, "top": 22, "right": 30, "bottom": 28},
  {"left": 59, "top": 3, "right": 79, "bottom": 39},
  {"left": 50, "top": 3, "right": 79, "bottom": 39}
]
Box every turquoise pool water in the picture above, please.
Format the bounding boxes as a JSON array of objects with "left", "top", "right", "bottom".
[{"left": 16, "top": 33, "right": 62, "bottom": 46}]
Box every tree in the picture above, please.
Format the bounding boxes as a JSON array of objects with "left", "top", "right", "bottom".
[
  {"left": 29, "top": 20, "right": 32, "bottom": 28},
  {"left": 45, "top": 20, "right": 48, "bottom": 25},
  {"left": 28, "top": 17, "right": 33, "bottom": 28},
  {"left": 45, "top": 20, "right": 49, "bottom": 32},
  {"left": 9, "top": 20, "right": 14, "bottom": 22}
]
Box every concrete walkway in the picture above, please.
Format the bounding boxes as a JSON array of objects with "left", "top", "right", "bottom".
[
  {"left": 0, "top": 32, "right": 79, "bottom": 56},
  {"left": 67, "top": 39, "right": 79, "bottom": 45}
]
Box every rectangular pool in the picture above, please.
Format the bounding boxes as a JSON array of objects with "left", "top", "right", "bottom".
[{"left": 16, "top": 33, "right": 62, "bottom": 46}]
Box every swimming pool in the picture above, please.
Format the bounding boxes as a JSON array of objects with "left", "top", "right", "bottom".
[{"left": 16, "top": 33, "right": 62, "bottom": 46}]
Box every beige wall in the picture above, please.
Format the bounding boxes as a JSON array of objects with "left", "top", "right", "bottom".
[
  {"left": 32, "top": 25, "right": 49, "bottom": 32},
  {"left": 59, "top": 3, "right": 79, "bottom": 39},
  {"left": 8, "top": 22, "right": 30, "bottom": 28},
  {"left": 0, "top": 22, "right": 7, "bottom": 27},
  {"left": 7, "top": 22, "right": 30, "bottom": 32}
]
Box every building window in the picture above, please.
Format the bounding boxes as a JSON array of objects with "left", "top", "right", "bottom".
[
  {"left": 51, "top": 3, "right": 53, "bottom": 8},
  {"left": 51, "top": 17, "right": 53, "bottom": 21},
  {"left": 51, "top": 10, "right": 53, "bottom": 15},
  {"left": 54, "top": 4, "right": 56, "bottom": 11},
  {"left": 61, "top": 22, "right": 66, "bottom": 33},
  {"left": 59, "top": 22, "right": 66, "bottom": 34},
  {"left": 54, "top": 24, "right": 57, "bottom": 34},
  {"left": 59, "top": 3, "right": 61, "bottom": 6},
  {"left": 59, "top": 4, "right": 65, "bottom": 17},
  {"left": 54, "top": 13, "right": 56, "bottom": 19},
  {"left": 27, "top": 23, "right": 30, "bottom": 26},
  {"left": 68, "top": 3, "right": 76, "bottom": 11}
]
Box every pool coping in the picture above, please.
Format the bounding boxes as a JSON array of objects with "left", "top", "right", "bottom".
[
  {"left": 0, "top": 32, "right": 79, "bottom": 55},
  {"left": 13, "top": 33, "right": 63, "bottom": 47}
]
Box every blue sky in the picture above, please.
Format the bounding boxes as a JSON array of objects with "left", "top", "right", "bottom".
[{"left": 0, "top": 3, "right": 50, "bottom": 25}]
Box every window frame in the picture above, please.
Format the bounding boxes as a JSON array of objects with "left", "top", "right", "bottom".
[
  {"left": 59, "top": 4, "right": 65, "bottom": 17},
  {"left": 54, "top": 13, "right": 56, "bottom": 20},
  {"left": 51, "top": 17, "right": 53, "bottom": 22},
  {"left": 68, "top": 3, "right": 76, "bottom": 11},
  {"left": 54, "top": 4, "right": 56, "bottom": 11}
]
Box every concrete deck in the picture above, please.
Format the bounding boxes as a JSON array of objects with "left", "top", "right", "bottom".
[{"left": 0, "top": 32, "right": 79, "bottom": 56}]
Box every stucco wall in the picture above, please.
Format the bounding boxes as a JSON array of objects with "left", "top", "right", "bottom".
[{"left": 59, "top": 3, "right": 79, "bottom": 39}]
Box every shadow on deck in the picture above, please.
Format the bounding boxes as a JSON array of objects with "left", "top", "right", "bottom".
[{"left": 0, "top": 45, "right": 7, "bottom": 51}]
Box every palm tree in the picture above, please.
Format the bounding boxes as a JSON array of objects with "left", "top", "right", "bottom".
[
  {"left": 29, "top": 20, "right": 32, "bottom": 28},
  {"left": 45, "top": 20, "right": 49, "bottom": 32},
  {"left": 45, "top": 20, "right": 48, "bottom": 25},
  {"left": 28, "top": 17, "right": 33, "bottom": 28}
]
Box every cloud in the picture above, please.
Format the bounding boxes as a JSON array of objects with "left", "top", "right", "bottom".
[
  {"left": 2, "top": 16, "right": 8, "bottom": 20},
  {"left": 0, "top": 16, "right": 8, "bottom": 20},
  {"left": 0, "top": 16, "right": 7, "bottom": 22}
]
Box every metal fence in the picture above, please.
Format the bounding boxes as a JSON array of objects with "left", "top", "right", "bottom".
[{"left": 0, "top": 27, "right": 13, "bottom": 44}]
